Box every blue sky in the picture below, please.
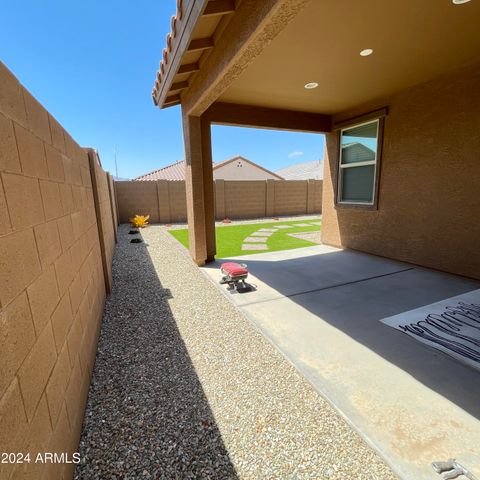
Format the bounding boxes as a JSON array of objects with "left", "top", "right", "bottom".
[{"left": 0, "top": 0, "right": 324, "bottom": 179}]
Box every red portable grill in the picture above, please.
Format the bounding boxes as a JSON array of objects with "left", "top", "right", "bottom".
[{"left": 219, "top": 262, "right": 252, "bottom": 292}]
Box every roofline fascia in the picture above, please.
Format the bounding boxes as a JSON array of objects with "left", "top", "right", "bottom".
[{"left": 154, "top": 0, "right": 210, "bottom": 108}]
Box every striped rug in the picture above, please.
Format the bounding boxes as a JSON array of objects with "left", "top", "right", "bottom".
[{"left": 381, "top": 289, "right": 480, "bottom": 372}]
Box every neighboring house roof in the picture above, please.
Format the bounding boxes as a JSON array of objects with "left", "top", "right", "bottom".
[
  {"left": 135, "top": 160, "right": 186, "bottom": 181},
  {"left": 135, "top": 156, "right": 284, "bottom": 181},
  {"left": 276, "top": 160, "right": 324, "bottom": 180},
  {"left": 214, "top": 156, "right": 283, "bottom": 180}
]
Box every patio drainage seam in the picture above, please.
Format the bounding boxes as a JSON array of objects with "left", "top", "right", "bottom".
[{"left": 239, "top": 267, "right": 416, "bottom": 307}]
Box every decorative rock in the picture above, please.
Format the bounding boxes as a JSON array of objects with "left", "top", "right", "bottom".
[{"left": 75, "top": 224, "right": 397, "bottom": 480}]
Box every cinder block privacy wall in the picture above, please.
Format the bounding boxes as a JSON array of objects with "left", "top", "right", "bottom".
[
  {"left": 0, "top": 62, "right": 117, "bottom": 479},
  {"left": 116, "top": 178, "right": 322, "bottom": 223}
]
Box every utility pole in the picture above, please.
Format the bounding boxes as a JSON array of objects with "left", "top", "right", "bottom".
[{"left": 114, "top": 148, "right": 118, "bottom": 179}]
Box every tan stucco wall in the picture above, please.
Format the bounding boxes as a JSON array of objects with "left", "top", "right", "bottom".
[
  {"left": 213, "top": 159, "right": 280, "bottom": 180},
  {"left": 116, "top": 179, "right": 322, "bottom": 222},
  {"left": 322, "top": 61, "right": 480, "bottom": 280},
  {"left": 0, "top": 62, "right": 117, "bottom": 479}
]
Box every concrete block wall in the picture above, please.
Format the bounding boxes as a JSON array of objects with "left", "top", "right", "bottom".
[
  {"left": 223, "top": 180, "right": 267, "bottom": 218},
  {"left": 311, "top": 179, "right": 323, "bottom": 213},
  {"left": 167, "top": 180, "right": 188, "bottom": 222},
  {"left": 116, "top": 178, "right": 322, "bottom": 223},
  {"left": 107, "top": 174, "right": 119, "bottom": 241},
  {"left": 88, "top": 150, "right": 117, "bottom": 294},
  {"left": 116, "top": 180, "right": 160, "bottom": 223},
  {"left": 273, "top": 180, "right": 308, "bottom": 215},
  {"left": 0, "top": 61, "right": 116, "bottom": 479}
]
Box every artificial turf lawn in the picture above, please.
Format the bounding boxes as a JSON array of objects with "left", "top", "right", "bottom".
[{"left": 169, "top": 219, "right": 321, "bottom": 259}]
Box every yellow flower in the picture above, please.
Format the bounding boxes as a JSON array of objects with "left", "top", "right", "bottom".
[{"left": 129, "top": 215, "right": 150, "bottom": 228}]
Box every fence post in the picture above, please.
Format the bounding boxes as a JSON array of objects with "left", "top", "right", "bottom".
[
  {"left": 265, "top": 179, "right": 275, "bottom": 217},
  {"left": 106, "top": 173, "right": 118, "bottom": 243},
  {"left": 113, "top": 181, "right": 120, "bottom": 225},
  {"left": 157, "top": 180, "right": 171, "bottom": 223},
  {"left": 307, "top": 179, "right": 316, "bottom": 214},
  {"left": 317, "top": 180, "right": 323, "bottom": 213},
  {"left": 87, "top": 148, "right": 112, "bottom": 294},
  {"left": 215, "top": 179, "right": 226, "bottom": 220}
]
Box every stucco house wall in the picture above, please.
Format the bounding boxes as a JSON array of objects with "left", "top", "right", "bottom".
[
  {"left": 213, "top": 157, "right": 281, "bottom": 180},
  {"left": 321, "top": 61, "right": 480, "bottom": 280}
]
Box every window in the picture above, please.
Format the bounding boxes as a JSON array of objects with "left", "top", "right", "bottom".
[{"left": 337, "top": 119, "right": 380, "bottom": 206}]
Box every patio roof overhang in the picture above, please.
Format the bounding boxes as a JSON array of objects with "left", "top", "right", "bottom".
[
  {"left": 151, "top": 0, "right": 480, "bottom": 266},
  {"left": 153, "top": 0, "right": 480, "bottom": 118},
  {"left": 152, "top": 0, "right": 237, "bottom": 109}
]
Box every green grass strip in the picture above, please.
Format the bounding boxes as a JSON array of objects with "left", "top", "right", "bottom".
[{"left": 169, "top": 219, "right": 321, "bottom": 259}]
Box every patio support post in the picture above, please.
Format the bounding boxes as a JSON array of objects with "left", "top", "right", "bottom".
[{"left": 182, "top": 108, "right": 216, "bottom": 265}]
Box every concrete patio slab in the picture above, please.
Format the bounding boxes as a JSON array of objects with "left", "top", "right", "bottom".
[
  {"left": 201, "top": 246, "right": 480, "bottom": 480},
  {"left": 204, "top": 245, "right": 411, "bottom": 307},
  {"left": 250, "top": 231, "right": 273, "bottom": 237}
]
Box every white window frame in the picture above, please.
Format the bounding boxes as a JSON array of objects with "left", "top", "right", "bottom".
[{"left": 337, "top": 118, "right": 380, "bottom": 206}]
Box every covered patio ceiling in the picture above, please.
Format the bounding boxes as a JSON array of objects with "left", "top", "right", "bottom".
[
  {"left": 218, "top": 0, "right": 480, "bottom": 114},
  {"left": 154, "top": 0, "right": 480, "bottom": 116}
]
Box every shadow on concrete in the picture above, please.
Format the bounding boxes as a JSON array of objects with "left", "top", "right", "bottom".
[
  {"left": 75, "top": 227, "right": 238, "bottom": 479},
  {"left": 204, "top": 248, "right": 480, "bottom": 420}
]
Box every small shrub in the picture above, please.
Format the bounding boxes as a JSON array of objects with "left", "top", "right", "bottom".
[{"left": 130, "top": 215, "right": 150, "bottom": 228}]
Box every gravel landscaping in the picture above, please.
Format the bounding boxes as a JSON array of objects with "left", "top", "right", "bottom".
[{"left": 75, "top": 224, "right": 398, "bottom": 480}]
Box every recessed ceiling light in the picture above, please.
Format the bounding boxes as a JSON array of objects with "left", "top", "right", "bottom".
[
  {"left": 452, "top": 0, "right": 471, "bottom": 4},
  {"left": 360, "top": 48, "right": 373, "bottom": 57},
  {"left": 304, "top": 82, "right": 319, "bottom": 89}
]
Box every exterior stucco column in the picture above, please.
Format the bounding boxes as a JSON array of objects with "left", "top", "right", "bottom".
[{"left": 182, "top": 108, "right": 216, "bottom": 265}]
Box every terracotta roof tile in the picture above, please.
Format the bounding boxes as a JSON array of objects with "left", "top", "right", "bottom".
[
  {"left": 152, "top": 0, "right": 184, "bottom": 105},
  {"left": 135, "top": 156, "right": 284, "bottom": 181}
]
